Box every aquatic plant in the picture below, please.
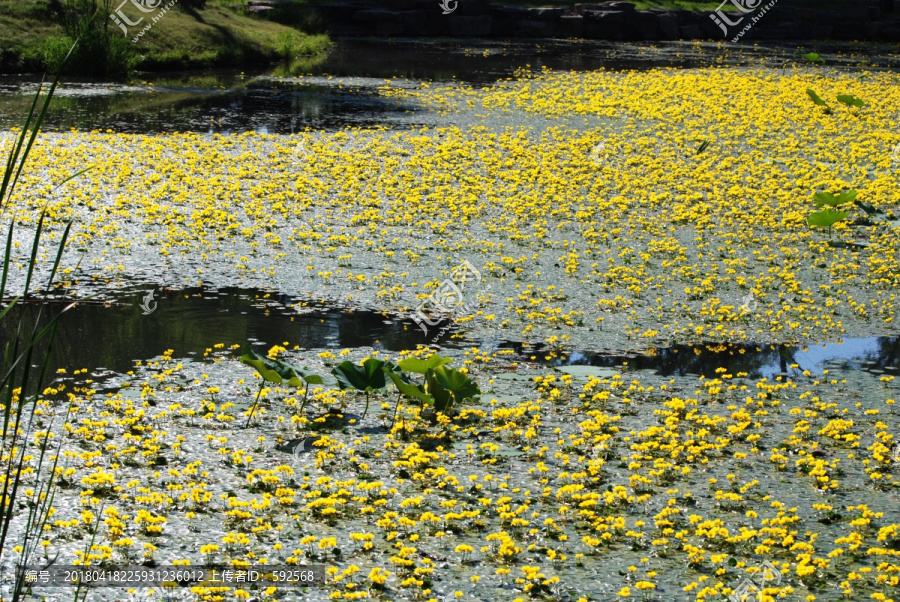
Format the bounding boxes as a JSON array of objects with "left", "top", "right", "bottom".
[
  {"left": 801, "top": 52, "right": 824, "bottom": 64},
  {"left": 806, "top": 89, "right": 832, "bottom": 114},
  {"left": 0, "top": 39, "right": 85, "bottom": 602},
  {"left": 814, "top": 190, "right": 857, "bottom": 209},
  {"left": 331, "top": 358, "right": 388, "bottom": 418},
  {"left": 240, "top": 346, "right": 324, "bottom": 426},
  {"left": 806, "top": 90, "right": 866, "bottom": 114},
  {"left": 836, "top": 94, "right": 865, "bottom": 108},
  {"left": 427, "top": 365, "right": 480, "bottom": 413},
  {"left": 384, "top": 365, "right": 430, "bottom": 428},
  {"left": 808, "top": 190, "right": 855, "bottom": 239},
  {"left": 397, "top": 354, "right": 480, "bottom": 414}
]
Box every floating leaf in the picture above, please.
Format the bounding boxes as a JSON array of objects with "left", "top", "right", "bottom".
[
  {"left": 836, "top": 94, "right": 865, "bottom": 107},
  {"left": 808, "top": 209, "right": 848, "bottom": 228},
  {"left": 814, "top": 190, "right": 856, "bottom": 208},
  {"left": 331, "top": 359, "right": 387, "bottom": 392},
  {"left": 397, "top": 354, "right": 452, "bottom": 375},
  {"left": 241, "top": 346, "right": 304, "bottom": 387},
  {"left": 487, "top": 443, "right": 524, "bottom": 458},
  {"left": 802, "top": 52, "right": 824, "bottom": 63},
  {"left": 806, "top": 89, "right": 832, "bottom": 113},
  {"left": 696, "top": 140, "right": 710, "bottom": 154},
  {"left": 555, "top": 366, "right": 619, "bottom": 379}
]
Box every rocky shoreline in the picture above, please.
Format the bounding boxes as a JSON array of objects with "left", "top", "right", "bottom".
[{"left": 250, "top": 0, "right": 900, "bottom": 42}]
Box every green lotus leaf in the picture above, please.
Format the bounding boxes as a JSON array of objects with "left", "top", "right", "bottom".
[
  {"left": 331, "top": 358, "right": 387, "bottom": 392},
  {"left": 397, "top": 354, "right": 452, "bottom": 375},
  {"left": 808, "top": 209, "right": 849, "bottom": 228},
  {"left": 385, "top": 368, "right": 433, "bottom": 406},
  {"left": 806, "top": 89, "right": 832, "bottom": 113},
  {"left": 814, "top": 190, "right": 856, "bottom": 208},
  {"left": 241, "top": 346, "right": 304, "bottom": 387},
  {"left": 429, "top": 365, "right": 480, "bottom": 412},
  {"left": 836, "top": 94, "right": 864, "bottom": 107}
]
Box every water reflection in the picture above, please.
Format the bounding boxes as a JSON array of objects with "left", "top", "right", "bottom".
[
  {"left": 4, "top": 283, "right": 898, "bottom": 385},
  {"left": 499, "top": 337, "right": 900, "bottom": 379},
  {"left": 0, "top": 76, "right": 422, "bottom": 134},
  {"left": 1, "top": 285, "right": 431, "bottom": 377},
  {"left": 3, "top": 39, "right": 896, "bottom": 135}
]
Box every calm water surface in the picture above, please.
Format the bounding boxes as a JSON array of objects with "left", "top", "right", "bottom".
[
  {"left": 2, "top": 37, "right": 898, "bottom": 373},
  {"left": 0, "top": 38, "right": 895, "bottom": 134}
]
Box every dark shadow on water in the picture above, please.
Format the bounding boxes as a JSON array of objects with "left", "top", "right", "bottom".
[
  {"left": 0, "top": 77, "right": 422, "bottom": 134},
  {"left": 4, "top": 39, "right": 898, "bottom": 134},
  {"left": 0, "top": 284, "right": 445, "bottom": 379},
  {"left": 497, "top": 337, "right": 900, "bottom": 379},
  {"left": 4, "top": 283, "right": 897, "bottom": 391}
]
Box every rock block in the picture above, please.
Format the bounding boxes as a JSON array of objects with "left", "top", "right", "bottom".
[
  {"left": 447, "top": 14, "right": 492, "bottom": 36},
  {"left": 558, "top": 14, "right": 584, "bottom": 37},
  {"left": 516, "top": 19, "right": 555, "bottom": 37},
  {"left": 678, "top": 24, "right": 703, "bottom": 39},
  {"left": 657, "top": 11, "right": 680, "bottom": 39},
  {"left": 633, "top": 11, "right": 659, "bottom": 40}
]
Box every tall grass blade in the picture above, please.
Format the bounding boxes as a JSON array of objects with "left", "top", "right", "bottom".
[{"left": 0, "top": 36, "right": 82, "bottom": 602}]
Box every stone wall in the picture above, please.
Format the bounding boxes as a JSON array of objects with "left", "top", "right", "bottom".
[{"left": 249, "top": 1, "right": 900, "bottom": 41}]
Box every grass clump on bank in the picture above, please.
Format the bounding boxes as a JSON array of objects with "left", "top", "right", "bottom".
[{"left": 0, "top": 0, "right": 331, "bottom": 76}]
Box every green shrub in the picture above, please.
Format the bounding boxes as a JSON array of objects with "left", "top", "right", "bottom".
[{"left": 41, "top": 29, "right": 137, "bottom": 76}]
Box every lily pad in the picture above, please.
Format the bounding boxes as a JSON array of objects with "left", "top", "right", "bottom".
[
  {"left": 493, "top": 373, "right": 538, "bottom": 382},
  {"left": 487, "top": 394, "right": 523, "bottom": 404},
  {"left": 555, "top": 366, "right": 618, "bottom": 379},
  {"left": 490, "top": 444, "right": 524, "bottom": 458},
  {"left": 826, "top": 240, "right": 868, "bottom": 250}
]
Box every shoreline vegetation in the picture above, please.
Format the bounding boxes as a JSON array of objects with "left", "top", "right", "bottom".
[
  {"left": 0, "top": 0, "right": 331, "bottom": 76},
  {"left": 0, "top": 0, "right": 870, "bottom": 77}
]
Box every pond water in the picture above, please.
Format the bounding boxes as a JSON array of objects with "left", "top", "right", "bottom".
[
  {"left": 5, "top": 286, "right": 896, "bottom": 387},
  {"left": 1, "top": 285, "right": 430, "bottom": 377},
  {"left": 3, "top": 37, "right": 898, "bottom": 377},
  {"left": 530, "top": 335, "right": 900, "bottom": 379},
  {"left": 4, "top": 30, "right": 900, "bottom": 382},
  {"left": 0, "top": 38, "right": 895, "bottom": 134},
  {"left": 3, "top": 36, "right": 900, "bottom": 602}
]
